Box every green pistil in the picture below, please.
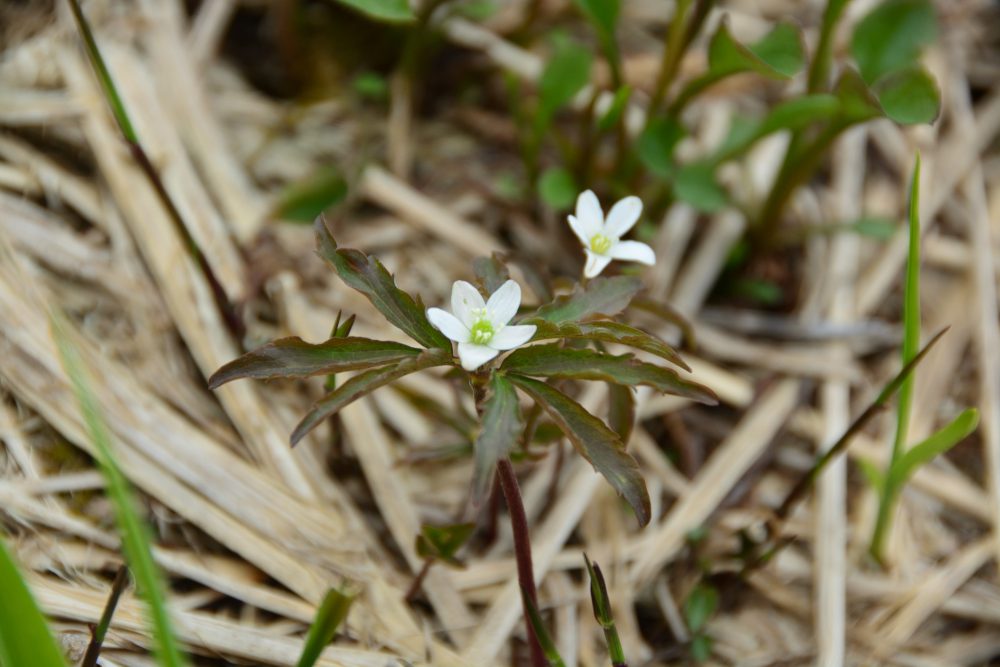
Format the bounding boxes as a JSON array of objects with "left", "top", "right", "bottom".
[
  {"left": 470, "top": 318, "right": 495, "bottom": 345},
  {"left": 589, "top": 233, "right": 612, "bottom": 254}
]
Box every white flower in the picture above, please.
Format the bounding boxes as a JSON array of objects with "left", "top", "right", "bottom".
[
  {"left": 427, "top": 280, "right": 537, "bottom": 371},
  {"left": 568, "top": 190, "right": 656, "bottom": 278}
]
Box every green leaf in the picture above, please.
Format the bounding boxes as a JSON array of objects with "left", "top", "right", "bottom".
[
  {"left": 471, "top": 375, "right": 523, "bottom": 505},
  {"left": 538, "top": 33, "right": 593, "bottom": 126},
  {"left": 573, "top": 0, "right": 620, "bottom": 42},
  {"left": 708, "top": 20, "right": 802, "bottom": 79},
  {"left": 683, "top": 584, "right": 718, "bottom": 633},
  {"left": 502, "top": 345, "right": 717, "bottom": 404},
  {"left": 324, "top": 0, "right": 415, "bottom": 23},
  {"left": 607, "top": 384, "right": 636, "bottom": 444},
  {"left": 527, "top": 318, "right": 689, "bottom": 371},
  {"left": 520, "top": 587, "right": 567, "bottom": 667},
  {"left": 273, "top": 167, "right": 348, "bottom": 223},
  {"left": 892, "top": 408, "right": 979, "bottom": 488},
  {"left": 873, "top": 65, "right": 941, "bottom": 125},
  {"left": 832, "top": 67, "right": 884, "bottom": 124},
  {"left": 208, "top": 337, "right": 422, "bottom": 388},
  {"left": 857, "top": 458, "right": 885, "bottom": 495},
  {"left": 415, "top": 523, "right": 476, "bottom": 565},
  {"left": 473, "top": 254, "right": 511, "bottom": 295},
  {"left": 315, "top": 219, "right": 450, "bottom": 349},
  {"left": 674, "top": 162, "right": 728, "bottom": 212},
  {"left": 853, "top": 216, "right": 898, "bottom": 239},
  {"left": 0, "top": 536, "right": 68, "bottom": 667},
  {"left": 850, "top": 0, "right": 936, "bottom": 84},
  {"left": 637, "top": 116, "right": 685, "bottom": 179},
  {"left": 532, "top": 276, "right": 643, "bottom": 323},
  {"left": 295, "top": 588, "right": 355, "bottom": 667},
  {"left": 52, "top": 314, "right": 188, "bottom": 667},
  {"left": 538, "top": 167, "right": 578, "bottom": 209},
  {"left": 597, "top": 85, "right": 631, "bottom": 131},
  {"left": 507, "top": 374, "right": 651, "bottom": 525},
  {"left": 690, "top": 634, "right": 713, "bottom": 662},
  {"left": 291, "top": 349, "right": 452, "bottom": 445},
  {"left": 353, "top": 71, "right": 389, "bottom": 101}
]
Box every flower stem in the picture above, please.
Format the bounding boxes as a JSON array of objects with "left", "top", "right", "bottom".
[
  {"left": 497, "top": 458, "right": 546, "bottom": 667},
  {"left": 404, "top": 558, "right": 435, "bottom": 603}
]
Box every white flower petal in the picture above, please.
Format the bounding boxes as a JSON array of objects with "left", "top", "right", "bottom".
[
  {"left": 567, "top": 215, "right": 592, "bottom": 246},
  {"left": 485, "top": 280, "right": 521, "bottom": 326},
  {"left": 490, "top": 324, "right": 537, "bottom": 350},
  {"left": 584, "top": 250, "right": 613, "bottom": 278},
  {"left": 451, "top": 280, "right": 486, "bottom": 327},
  {"left": 426, "top": 308, "right": 470, "bottom": 343},
  {"left": 457, "top": 342, "right": 500, "bottom": 371},
  {"left": 604, "top": 196, "right": 643, "bottom": 238},
  {"left": 607, "top": 240, "right": 656, "bottom": 265},
  {"left": 574, "top": 190, "right": 603, "bottom": 239}
]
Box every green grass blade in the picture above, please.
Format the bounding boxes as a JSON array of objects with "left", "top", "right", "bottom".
[
  {"left": 0, "top": 536, "right": 68, "bottom": 667},
  {"left": 51, "top": 313, "right": 189, "bottom": 667},
  {"left": 892, "top": 408, "right": 979, "bottom": 488},
  {"left": 296, "top": 588, "right": 355, "bottom": 667}
]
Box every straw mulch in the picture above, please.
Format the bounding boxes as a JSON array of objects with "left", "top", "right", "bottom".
[{"left": 1, "top": 0, "right": 999, "bottom": 665}]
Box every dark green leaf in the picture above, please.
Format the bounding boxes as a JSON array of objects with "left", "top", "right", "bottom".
[
  {"left": 324, "top": 0, "right": 415, "bottom": 22},
  {"left": 520, "top": 587, "right": 567, "bottom": 667},
  {"left": 532, "top": 276, "right": 643, "bottom": 323},
  {"left": 597, "top": 85, "right": 631, "bottom": 131},
  {"left": 502, "top": 345, "right": 717, "bottom": 404},
  {"left": 573, "top": 0, "right": 619, "bottom": 41},
  {"left": 527, "top": 318, "right": 689, "bottom": 370},
  {"left": 832, "top": 67, "right": 884, "bottom": 123},
  {"left": 471, "top": 375, "right": 523, "bottom": 505},
  {"left": 674, "top": 163, "right": 728, "bottom": 212},
  {"left": 507, "top": 374, "right": 651, "bottom": 525},
  {"left": 538, "top": 34, "right": 593, "bottom": 125},
  {"left": 538, "top": 167, "right": 578, "bottom": 209},
  {"left": 584, "top": 554, "right": 612, "bottom": 624},
  {"left": 748, "top": 22, "right": 804, "bottom": 77},
  {"left": 683, "top": 584, "right": 718, "bottom": 633},
  {"left": 315, "top": 219, "right": 450, "bottom": 349},
  {"left": 710, "top": 95, "right": 841, "bottom": 164},
  {"left": 690, "top": 634, "right": 713, "bottom": 662},
  {"left": 291, "top": 349, "right": 452, "bottom": 445},
  {"left": 415, "top": 523, "right": 476, "bottom": 565},
  {"left": 850, "top": 0, "right": 936, "bottom": 84},
  {"left": 333, "top": 313, "right": 356, "bottom": 338},
  {"left": 637, "top": 116, "right": 685, "bottom": 179},
  {"left": 295, "top": 588, "right": 354, "bottom": 667},
  {"left": 209, "top": 337, "right": 422, "bottom": 388},
  {"left": 607, "top": 384, "right": 635, "bottom": 444},
  {"left": 273, "top": 167, "right": 348, "bottom": 223},
  {"left": 873, "top": 65, "right": 941, "bottom": 125},
  {"left": 473, "top": 254, "right": 511, "bottom": 295},
  {"left": 892, "top": 408, "right": 979, "bottom": 487},
  {"left": 0, "top": 536, "right": 68, "bottom": 667},
  {"left": 708, "top": 20, "right": 802, "bottom": 79}
]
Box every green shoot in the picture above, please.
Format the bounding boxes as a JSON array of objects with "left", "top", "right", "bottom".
[
  {"left": 295, "top": 588, "right": 355, "bottom": 667},
  {"left": 0, "top": 536, "right": 68, "bottom": 667},
  {"left": 584, "top": 555, "right": 626, "bottom": 666}
]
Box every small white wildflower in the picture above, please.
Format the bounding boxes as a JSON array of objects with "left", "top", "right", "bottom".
[
  {"left": 568, "top": 190, "right": 656, "bottom": 278},
  {"left": 427, "top": 280, "right": 537, "bottom": 371}
]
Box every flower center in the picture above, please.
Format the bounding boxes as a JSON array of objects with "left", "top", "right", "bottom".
[
  {"left": 589, "top": 233, "right": 613, "bottom": 254},
  {"left": 470, "top": 315, "right": 495, "bottom": 345}
]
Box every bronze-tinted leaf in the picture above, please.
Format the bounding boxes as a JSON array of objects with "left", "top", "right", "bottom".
[
  {"left": 532, "top": 276, "right": 643, "bottom": 324},
  {"left": 471, "top": 375, "right": 523, "bottom": 506},
  {"left": 527, "top": 319, "right": 690, "bottom": 371},
  {"left": 507, "top": 374, "right": 650, "bottom": 526},
  {"left": 208, "top": 337, "right": 421, "bottom": 388}
]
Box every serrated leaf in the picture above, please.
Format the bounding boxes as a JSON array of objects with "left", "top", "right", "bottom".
[
  {"left": 597, "top": 85, "right": 631, "bottom": 131},
  {"left": 538, "top": 167, "right": 578, "bottom": 209},
  {"left": 637, "top": 116, "right": 685, "bottom": 179},
  {"left": 538, "top": 33, "right": 593, "bottom": 127},
  {"left": 708, "top": 20, "right": 802, "bottom": 79},
  {"left": 295, "top": 588, "right": 354, "bottom": 667},
  {"left": 892, "top": 408, "right": 979, "bottom": 488},
  {"left": 324, "top": 0, "right": 415, "bottom": 23},
  {"left": 415, "top": 523, "right": 476, "bottom": 565},
  {"left": 683, "top": 584, "right": 718, "bottom": 633},
  {"left": 471, "top": 375, "right": 523, "bottom": 505},
  {"left": 527, "top": 318, "right": 689, "bottom": 370},
  {"left": 315, "top": 219, "right": 450, "bottom": 349},
  {"left": 507, "top": 374, "right": 650, "bottom": 525},
  {"left": 607, "top": 383, "right": 636, "bottom": 444},
  {"left": 674, "top": 162, "right": 728, "bottom": 212},
  {"left": 208, "top": 337, "right": 422, "bottom": 388},
  {"left": 291, "top": 349, "right": 452, "bottom": 445},
  {"left": 0, "top": 536, "right": 68, "bottom": 667},
  {"left": 473, "top": 254, "right": 511, "bottom": 295},
  {"left": 873, "top": 65, "right": 940, "bottom": 125},
  {"left": 532, "top": 276, "right": 643, "bottom": 323},
  {"left": 851, "top": 0, "right": 936, "bottom": 84},
  {"left": 272, "top": 167, "right": 348, "bottom": 223},
  {"left": 502, "top": 345, "right": 716, "bottom": 403}
]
